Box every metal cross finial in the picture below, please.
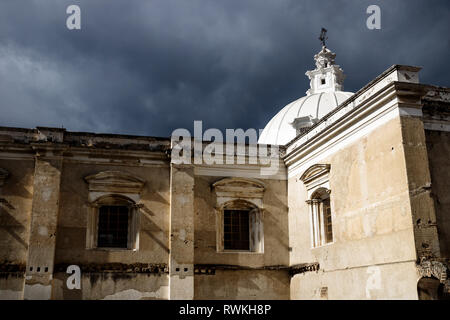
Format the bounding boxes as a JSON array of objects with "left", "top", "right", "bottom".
[{"left": 319, "top": 28, "right": 328, "bottom": 47}]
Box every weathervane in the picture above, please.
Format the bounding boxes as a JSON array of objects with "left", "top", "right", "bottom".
[{"left": 319, "top": 27, "right": 328, "bottom": 47}]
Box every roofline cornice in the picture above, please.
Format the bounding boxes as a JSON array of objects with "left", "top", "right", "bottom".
[
  {"left": 283, "top": 81, "right": 429, "bottom": 168},
  {"left": 285, "top": 65, "right": 423, "bottom": 148}
]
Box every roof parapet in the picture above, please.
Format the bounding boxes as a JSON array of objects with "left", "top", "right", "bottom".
[{"left": 286, "top": 64, "right": 423, "bottom": 148}]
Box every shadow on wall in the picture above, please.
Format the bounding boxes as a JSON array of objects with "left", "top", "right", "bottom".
[
  {"left": 0, "top": 200, "right": 27, "bottom": 250},
  {"left": 140, "top": 205, "right": 170, "bottom": 254},
  {"left": 417, "top": 277, "right": 450, "bottom": 300}
]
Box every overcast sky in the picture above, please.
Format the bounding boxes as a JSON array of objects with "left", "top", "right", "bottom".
[{"left": 0, "top": 0, "right": 448, "bottom": 137}]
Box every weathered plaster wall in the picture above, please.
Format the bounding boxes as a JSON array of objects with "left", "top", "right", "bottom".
[
  {"left": 425, "top": 129, "right": 450, "bottom": 258},
  {"left": 0, "top": 159, "right": 34, "bottom": 299},
  {"left": 169, "top": 164, "right": 195, "bottom": 299},
  {"left": 193, "top": 175, "right": 289, "bottom": 299},
  {"left": 195, "top": 270, "right": 289, "bottom": 300},
  {"left": 52, "top": 162, "right": 170, "bottom": 300},
  {"left": 24, "top": 155, "right": 64, "bottom": 300},
  {"left": 52, "top": 272, "right": 168, "bottom": 300},
  {"left": 399, "top": 116, "right": 440, "bottom": 261},
  {"left": 289, "top": 117, "right": 418, "bottom": 299},
  {"left": 291, "top": 261, "right": 418, "bottom": 300}
]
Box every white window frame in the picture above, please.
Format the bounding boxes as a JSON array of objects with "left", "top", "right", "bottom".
[
  {"left": 300, "top": 164, "right": 334, "bottom": 248},
  {"left": 307, "top": 188, "right": 333, "bottom": 247},
  {"left": 217, "top": 199, "right": 263, "bottom": 253},
  {"left": 84, "top": 171, "right": 145, "bottom": 251},
  {"left": 212, "top": 178, "right": 265, "bottom": 253},
  {"left": 86, "top": 194, "right": 141, "bottom": 250}
]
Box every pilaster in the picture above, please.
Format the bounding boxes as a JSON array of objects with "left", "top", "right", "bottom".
[
  {"left": 23, "top": 145, "right": 64, "bottom": 300},
  {"left": 169, "top": 164, "right": 195, "bottom": 299}
]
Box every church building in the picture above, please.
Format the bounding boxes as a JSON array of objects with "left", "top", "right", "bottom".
[{"left": 0, "top": 43, "right": 449, "bottom": 300}]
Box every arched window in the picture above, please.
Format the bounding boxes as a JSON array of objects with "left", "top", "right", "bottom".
[
  {"left": 84, "top": 171, "right": 145, "bottom": 250},
  {"left": 88, "top": 194, "right": 140, "bottom": 250},
  {"left": 300, "top": 164, "right": 333, "bottom": 248},
  {"left": 212, "top": 178, "right": 265, "bottom": 253},
  {"left": 95, "top": 195, "right": 135, "bottom": 249},
  {"left": 222, "top": 200, "right": 260, "bottom": 251},
  {"left": 308, "top": 187, "right": 333, "bottom": 247}
]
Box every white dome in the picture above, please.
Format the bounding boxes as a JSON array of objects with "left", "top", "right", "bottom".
[
  {"left": 258, "top": 91, "right": 353, "bottom": 145},
  {"left": 259, "top": 45, "right": 353, "bottom": 145}
]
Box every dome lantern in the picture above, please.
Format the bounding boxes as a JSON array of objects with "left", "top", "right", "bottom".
[
  {"left": 305, "top": 45, "right": 346, "bottom": 95},
  {"left": 258, "top": 30, "right": 353, "bottom": 146}
]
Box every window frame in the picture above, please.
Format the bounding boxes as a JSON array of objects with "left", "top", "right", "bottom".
[
  {"left": 87, "top": 194, "right": 140, "bottom": 251},
  {"left": 308, "top": 187, "right": 333, "bottom": 247},
  {"left": 212, "top": 177, "right": 266, "bottom": 254},
  {"left": 217, "top": 199, "right": 264, "bottom": 253},
  {"left": 84, "top": 171, "right": 145, "bottom": 251},
  {"left": 300, "top": 164, "right": 334, "bottom": 249},
  {"left": 216, "top": 199, "right": 264, "bottom": 253},
  {"left": 97, "top": 204, "right": 131, "bottom": 249},
  {"left": 223, "top": 209, "right": 251, "bottom": 251}
]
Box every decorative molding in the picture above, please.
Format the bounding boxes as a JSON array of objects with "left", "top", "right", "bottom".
[
  {"left": 310, "top": 188, "right": 331, "bottom": 200},
  {"left": 300, "top": 164, "right": 333, "bottom": 248},
  {"left": 284, "top": 68, "right": 431, "bottom": 179},
  {"left": 84, "top": 171, "right": 144, "bottom": 251},
  {"left": 193, "top": 264, "right": 293, "bottom": 276},
  {"left": 423, "top": 88, "right": 450, "bottom": 103},
  {"left": 417, "top": 259, "right": 450, "bottom": 293},
  {"left": 212, "top": 177, "right": 265, "bottom": 253},
  {"left": 285, "top": 89, "right": 401, "bottom": 179},
  {"left": 0, "top": 168, "right": 9, "bottom": 187},
  {"left": 418, "top": 259, "right": 448, "bottom": 282},
  {"left": 84, "top": 170, "right": 145, "bottom": 194},
  {"left": 212, "top": 177, "right": 265, "bottom": 201},
  {"left": 193, "top": 161, "right": 287, "bottom": 181},
  {"left": 305, "top": 46, "right": 345, "bottom": 95},
  {"left": 300, "top": 164, "right": 330, "bottom": 185},
  {"left": 423, "top": 121, "right": 450, "bottom": 132},
  {"left": 289, "top": 263, "right": 320, "bottom": 276},
  {"left": 287, "top": 66, "right": 422, "bottom": 148},
  {"left": 54, "top": 263, "right": 168, "bottom": 274}
]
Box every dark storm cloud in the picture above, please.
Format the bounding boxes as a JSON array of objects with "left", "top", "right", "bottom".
[{"left": 0, "top": 0, "right": 449, "bottom": 137}]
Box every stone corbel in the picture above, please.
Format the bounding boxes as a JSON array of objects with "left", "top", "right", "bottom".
[{"left": 131, "top": 203, "right": 144, "bottom": 209}]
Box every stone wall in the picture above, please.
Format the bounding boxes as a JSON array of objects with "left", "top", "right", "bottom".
[
  {"left": 289, "top": 116, "right": 418, "bottom": 299},
  {"left": 0, "top": 127, "right": 173, "bottom": 300},
  {"left": 0, "top": 158, "right": 35, "bottom": 299},
  {"left": 425, "top": 129, "right": 450, "bottom": 259},
  {"left": 194, "top": 269, "right": 289, "bottom": 300},
  {"left": 193, "top": 175, "right": 289, "bottom": 299},
  {"left": 52, "top": 162, "right": 171, "bottom": 299}
]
